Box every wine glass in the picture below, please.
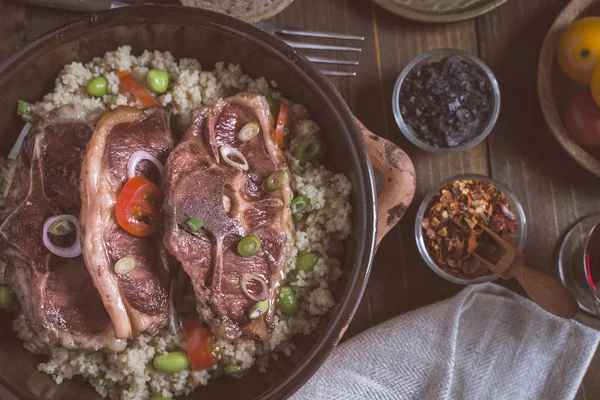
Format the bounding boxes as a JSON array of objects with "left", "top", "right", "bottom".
[{"left": 558, "top": 214, "right": 600, "bottom": 316}]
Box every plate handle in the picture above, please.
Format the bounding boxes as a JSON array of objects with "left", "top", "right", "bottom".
[{"left": 356, "top": 118, "right": 416, "bottom": 246}]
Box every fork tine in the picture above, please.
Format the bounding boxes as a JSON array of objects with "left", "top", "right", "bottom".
[
  {"left": 320, "top": 70, "right": 357, "bottom": 77},
  {"left": 277, "top": 29, "right": 364, "bottom": 41},
  {"left": 306, "top": 56, "right": 359, "bottom": 65},
  {"left": 478, "top": 224, "right": 515, "bottom": 252},
  {"left": 282, "top": 39, "right": 362, "bottom": 52}
]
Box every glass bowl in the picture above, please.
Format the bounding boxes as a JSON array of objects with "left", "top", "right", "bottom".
[
  {"left": 415, "top": 174, "right": 527, "bottom": 285},
  {"left": 392, "top": 48, "right": 501, "bottom": 154}
]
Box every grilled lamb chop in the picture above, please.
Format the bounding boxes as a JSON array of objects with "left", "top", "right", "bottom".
[
  {"left": 163, "top": 93, "right": 294, "bottom": 341},
  {"left": 80, "top": 106, "right": 174, "bottom": 339},
  {"left": 0, "top": 105, "right": 125, "bottom": 351}
]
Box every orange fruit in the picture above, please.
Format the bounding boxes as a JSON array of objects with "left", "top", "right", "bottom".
[{"left": 556, "top": 17, "right": 600, "bottom": 85}]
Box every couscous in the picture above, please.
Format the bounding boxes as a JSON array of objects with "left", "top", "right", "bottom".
[{"left": 1, "top": 46, "right": 352, "bottom": 400}]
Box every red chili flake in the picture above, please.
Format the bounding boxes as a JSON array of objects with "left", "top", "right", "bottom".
[{"left": 422, "top": 179, "right": 518, "bottom": 279}]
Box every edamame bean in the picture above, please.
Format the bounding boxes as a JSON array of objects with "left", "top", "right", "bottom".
[
  {"left": 0, "top": 285, "right": 13, "bottom": 309},
  {"left": 295, "top": 253, "right": 318, "bottom": 274},
  {"left": 147, "top": 69, "right": 170, "bottom": 93},
  {"left": 86, "top": 77, "right": 108, "bottom": 97},
  {"left": 277, "top": 286, "right": 299, "bottom": 316},
  {"left": 152, "top": 351, "right": 190, "bottom": 373}
]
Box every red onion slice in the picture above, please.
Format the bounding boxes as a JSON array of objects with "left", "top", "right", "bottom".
[
  {"left": 220, "top": 145, "right": 249, "bottom": 171},
  {"left": 42, "top": 215, "right": 82, "bottom": 258},
  {"left": 501, "top": 204, "right": 516, "bottom": 221},
  {"left": 240, "top": 273, "right": 268, "bottom": 302},
  {"left": 127, "top": 150, "right": 164, "bottom": 185},
  {"left": 8, "top": 122, "right": 32, "bottom": 160}
]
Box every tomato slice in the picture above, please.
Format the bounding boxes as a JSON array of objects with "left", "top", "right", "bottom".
[
  {"left": 185, "top": 320, "right": 219, "bottom": 370},
  {"left": 115, "top": 176, "right": 163, "bottom": 237},
  {"left": 117, "top": 70, "right": 159, "bottom": 106},
  {"left": 275, "top": 104, "right": 288, "bottom": 148}
]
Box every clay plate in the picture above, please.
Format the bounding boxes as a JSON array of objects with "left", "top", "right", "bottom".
[
  {"left": 538, "top": 0, "right": 600, "bottom": 177},
  {"left": 179, "top": 0, "right": 295, "bottom": 23},
  {"left": 0, "top": 6, "right": 415, "bottom": 400},
  {"left": 372, "top": 0, "right": 509, "bottom": 23}
]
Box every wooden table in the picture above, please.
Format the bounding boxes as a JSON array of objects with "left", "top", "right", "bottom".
[{"left": 1, "top": 0, "right": 599, "bottom": 397}]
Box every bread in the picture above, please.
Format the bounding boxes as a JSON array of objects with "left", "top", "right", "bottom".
[{"left": 180, "top": 0, "right": 295, "bottom": 23}]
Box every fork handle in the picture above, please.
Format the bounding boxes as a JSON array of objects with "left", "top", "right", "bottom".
[
  {"left": 512, "top": 263, "right": 579, "bottom": 319},
  {"left": 17, "top": 0, "right": 128, "bottom": 11}
]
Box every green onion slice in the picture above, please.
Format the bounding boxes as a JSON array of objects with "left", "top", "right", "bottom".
[
  {"left": 185, "top": 217, "right": 204, "bottom": 232},
  {"left": 239, "top": 122, "right": 260, "bottom": 142},
  {"left": 290, "top": 196, "right": 308, "bottom": 215},
  {"left": 237, "top": 234, "right": 262, "bottom": 257},
  {"left": 248, "top": 300, "right": 268, "bottom": 319},
  {"left": 264, "top": 170, "right": 285, "bottom": 192},
  {"left": 47, "top": 219, "right": 74, "bottom": 236},
  {"left": 293, "top": 139, "right": 322, "bottom": 163},
  {"left": 115, "top": 256, "right": 137, "bottom": 275},
  {"left": 17, "top": 100, "right": 30, "bottom": 116}
]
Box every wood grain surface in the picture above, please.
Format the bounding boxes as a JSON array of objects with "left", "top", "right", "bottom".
[{"left": 0, "top": 0, "right": 599, "bottom": 397}]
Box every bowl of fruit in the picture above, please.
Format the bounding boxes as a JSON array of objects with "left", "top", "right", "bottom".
[{"left": 539, "top": 0, "right": 600, "bottom": 176}]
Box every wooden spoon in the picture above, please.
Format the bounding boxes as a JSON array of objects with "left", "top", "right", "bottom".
[{"left": 473, "top": 224, "right": 579, "bottom": 319}]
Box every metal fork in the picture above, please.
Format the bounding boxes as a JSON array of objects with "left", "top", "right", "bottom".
[{"left": 252, "top": 21, "right": 363, "bottom": 77}]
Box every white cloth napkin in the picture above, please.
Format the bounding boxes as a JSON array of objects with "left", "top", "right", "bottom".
[{"left": 292, "top": 283, "right": 600, "bottom": 400}]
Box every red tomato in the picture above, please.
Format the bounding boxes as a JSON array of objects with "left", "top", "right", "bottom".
[
  {"left": 116, "top": 70, "right": 159, "bottom": 106},
  {"left": 115, "top": 177, "right": 163, "bottom": 237},
  {"left": 185, "top": 320, "right": 218, "bottom": 370},
  {"left": 275, "top": 104, "right": 288, "bottom": 148},
  {"left": 564, "top": 91, "right": 600, "bottom": 147}
]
